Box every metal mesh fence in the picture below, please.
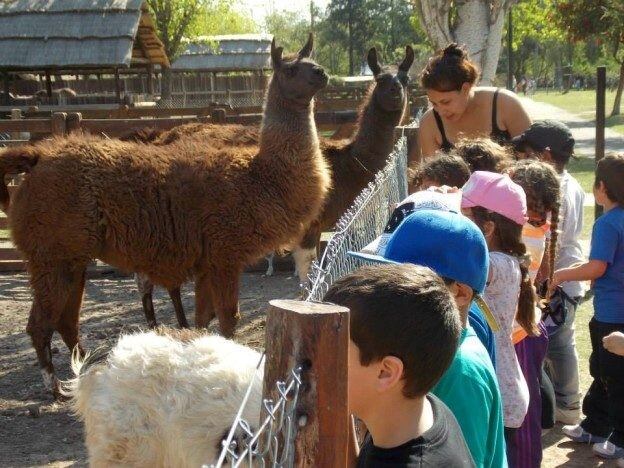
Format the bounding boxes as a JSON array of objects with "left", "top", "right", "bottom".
[
  {"left": 208, "top": 354, "right": 303, "bottom": 468},
  {"left": 304, "top": 135, "right": 409, "bottom": 301},
  {"left": 211, "top": 132, "right": 409, "bottom": 467}
]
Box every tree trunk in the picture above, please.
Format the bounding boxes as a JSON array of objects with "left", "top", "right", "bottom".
[
  {"left": 416, "top": 0, "right": 517, "bottom": 86},
  {"left": 348, "top": 3, "right": 354, "bottom": 76},
  {"left": 611, "top": 61, "right": 624, "bottom": 117},
  {"left": 161, "top": 68, "right": 172, "bottom": 100}
]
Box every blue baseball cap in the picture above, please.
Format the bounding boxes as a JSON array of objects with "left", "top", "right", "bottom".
[{"left": 348, "top": 209, "right": 499, "bottom": 330}]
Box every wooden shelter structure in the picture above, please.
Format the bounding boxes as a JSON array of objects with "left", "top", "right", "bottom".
[{"left": 0, "top": 0, "right": 169, "bottom": 104}]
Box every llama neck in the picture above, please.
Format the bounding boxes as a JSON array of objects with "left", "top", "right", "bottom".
[
  {"left": 351, "top": 96, "right": 404, "bottom": 171},
  {"left": 259, "top": 83, "right": 319, "bottom": 158}
]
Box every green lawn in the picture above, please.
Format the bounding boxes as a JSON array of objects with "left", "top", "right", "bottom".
[{"left": 531, "top": 90, "right": 624, "bottom": 135}]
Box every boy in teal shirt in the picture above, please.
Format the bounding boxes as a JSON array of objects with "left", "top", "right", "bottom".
[{"left": 351, "top": 209, "right": 507, "bottom": 468}]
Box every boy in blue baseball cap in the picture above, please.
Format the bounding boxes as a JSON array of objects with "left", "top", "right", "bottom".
[{"left": 349, "top": 209, "right": 507, "bottom": 468}]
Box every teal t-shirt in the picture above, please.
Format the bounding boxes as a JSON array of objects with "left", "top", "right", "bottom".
[{"left": 432, "top": 327, "right": 507, "bottom": 468}]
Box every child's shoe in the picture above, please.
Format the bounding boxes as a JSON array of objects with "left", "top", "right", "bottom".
[
  {"left": 592, "top": 440, "right": 624, "bottom": 459},
  {"left": 561, "top": 424, "right": 607, "bottom": 444}
]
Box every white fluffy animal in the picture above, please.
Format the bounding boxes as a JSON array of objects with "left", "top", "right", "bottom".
[{"left": 66, "top": 329, "right": 264, "bottom": 467}]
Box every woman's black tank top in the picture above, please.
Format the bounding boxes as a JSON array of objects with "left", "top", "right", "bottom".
[{"left": 433, "top": 89, "right": 512, "bottom": 153}]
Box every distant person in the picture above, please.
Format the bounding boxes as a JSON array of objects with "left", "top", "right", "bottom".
[
  {"left": 512, "top": 120, "right": 586, "bottom": 425},
  {"left": 324, "top": 264, "right": 474, "bottom": 467},
  {"left": 418, "top": 44, "right": 531, "bottom": 158}
]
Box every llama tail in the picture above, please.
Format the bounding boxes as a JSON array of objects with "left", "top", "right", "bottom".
[{"left": 0, "top": 145, "right": 40, "bottom": 212}]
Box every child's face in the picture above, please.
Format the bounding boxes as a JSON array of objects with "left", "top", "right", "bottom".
[{"left": 347, "top": 340, "right": 404, "bottom": 418}]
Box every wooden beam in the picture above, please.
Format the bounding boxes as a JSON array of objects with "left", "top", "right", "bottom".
[{"left": 263, "top": 300, "right": 349, "bottom": 467}]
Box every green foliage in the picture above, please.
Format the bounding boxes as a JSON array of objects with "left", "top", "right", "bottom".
[{"left": 146, "top": 0, "right": 258, "bottom": 60}]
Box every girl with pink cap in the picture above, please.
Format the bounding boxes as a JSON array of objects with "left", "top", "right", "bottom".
[{"left": 461, "top": 170, "right": 536, "bottom": 461}]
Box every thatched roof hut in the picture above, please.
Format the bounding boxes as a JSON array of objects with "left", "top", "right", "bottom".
[
  {"left": 172, "top": 34, "right": 272, "bottom": 72},
  {"left": 0, "top": 0, "right": 168, "bottom": 72},
  {"left": 0, "top": 0, "right": 169, "bottom": 103}
]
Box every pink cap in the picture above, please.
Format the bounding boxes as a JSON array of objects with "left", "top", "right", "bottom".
[{"left": 461, "top": 171, "right": 528, "bottom": 226}]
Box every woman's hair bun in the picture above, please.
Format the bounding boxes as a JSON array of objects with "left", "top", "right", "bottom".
[{"left": 442, "top": 43, "right": 467, "bottom": 59}]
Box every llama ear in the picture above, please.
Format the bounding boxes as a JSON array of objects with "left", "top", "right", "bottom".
[
  {"left": 271, "top": 38, "right": 283, "bottom": 69},
  {"left": 298, "top": 33, "right": 314, "bottom": 59},
  {"left": 399, "top": 45, "right": 415, "bottom": 73},
  {"left": 367, "top": 48, "right": 381, "bottom": 77}
]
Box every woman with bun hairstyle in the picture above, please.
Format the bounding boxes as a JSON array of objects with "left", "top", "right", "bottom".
[{"left": 419, "top": 44, "right": 532, "bottom": 158}]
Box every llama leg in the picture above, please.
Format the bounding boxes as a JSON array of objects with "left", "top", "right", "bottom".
[
  {"left": 194, "top": 273, "right": 216, "bottom": 328},
  {"left": 168, "top": 287, "right": 189, "bottom": 328},
  {"left": 293, "top": 223, "right": 321, "bottom": 284},
  {"left": 265, "top": 252, "right": 275, "bottom": 276},
  {"left": 211, "top": 268, "right": 241, "bottom": 338},
  {"left": 56, "top": 266, "right": 87, "bottom": 357},
  {"left": 27, "top": 303, "right": 58, "bottom": 396},
  {"left": 135, "top": 273, "right": 157, "bottom": 328}
]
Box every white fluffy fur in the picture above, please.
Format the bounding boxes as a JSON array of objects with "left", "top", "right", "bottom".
[{"left": 67, "top": 331, "right": 263, "bottom": 468}]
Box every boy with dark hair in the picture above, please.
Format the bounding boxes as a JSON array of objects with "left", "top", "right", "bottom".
[
  {"left": 323, "top": 263, "right": 474, "bottom": 467},
  {"left": 348, "top": 210, "right": 507, "bottom": 468},
  {"left": 512, "top": 119, "right": 586, "bottom": 424},
  {"left": 552, "top": 153, "right": 624, "bottom": 462},
  {"left": 415, "top": 154, "right": 471, "bottom": 190}
]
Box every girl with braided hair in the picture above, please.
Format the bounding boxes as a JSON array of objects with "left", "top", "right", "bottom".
[{"left": 507, "top": 159, "right": 561, "bottom": 468}]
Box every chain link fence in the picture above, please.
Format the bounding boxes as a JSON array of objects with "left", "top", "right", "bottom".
[
  {"left": 208, "top": 354, "right": 303, "bottom": 468},
  {"left": 210, "top": 131, "right": 409, "bottom": 467},
  {"left": 304, "top": 135, "right": 409, "bottom": 301}
]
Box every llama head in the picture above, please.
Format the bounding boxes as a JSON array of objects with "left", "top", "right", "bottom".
[
  {"left": 270, "top": 34, "right": 328, "bottom": 105},
  {"left": 367, "top": 45, "right": 415, "bottom": 113}
]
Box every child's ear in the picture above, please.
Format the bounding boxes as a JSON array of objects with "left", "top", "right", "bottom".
[
  {"left": 376, "top": 356, "right": 404, "bottom": 393},
  {"left": 541, "top": 148, "right": 555, "bottom": 164},
  {"left": 483, "top": 220, "right": 496, "bottom": 240},
  {"left": 452, "top": 282, "right": 473, "bottom": 309}
]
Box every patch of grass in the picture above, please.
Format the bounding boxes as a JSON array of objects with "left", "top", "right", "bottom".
[
  {"left": 567, "top": 156, "right": 595, "bottom": 193},
  {"left": 575, "top": 296, "right": 594, "bottom": 394},
  {"left": 531, "top": 90, "right": 624, "bottom": 134}
]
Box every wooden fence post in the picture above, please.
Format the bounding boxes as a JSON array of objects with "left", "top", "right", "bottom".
[
  {"left": 51, "top": 112, "right": 67, "bottom": 136},
  {"left": 66, "top": 112, "right": 82, "bottom": 134},
  {"left": 595, "top": 66, "right": 606, "bottom": 220},
  {"left": 10, "top": 109, "right": 22, "bottom": 141},
  {"left": 263, "top": 299, "right": 350, "bottom": 467},
  {"left": 211, "top": 108, "right": 227, "bottom": 123}
]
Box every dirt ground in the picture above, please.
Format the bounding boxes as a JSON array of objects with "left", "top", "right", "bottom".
[{"left": 0, "top": 270, "right": 619, "bottom": 467}]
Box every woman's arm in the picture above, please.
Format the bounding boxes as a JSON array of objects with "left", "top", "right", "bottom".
[
  {"left": 418, "top": 110, "right": 441, "bottom": 159},
  {"left": 498, "top": 89, "right": 532, "bottom": 137}
]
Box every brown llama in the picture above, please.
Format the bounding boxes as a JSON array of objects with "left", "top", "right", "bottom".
[
  {"left": 0, "top": 35, "right": 330, "bottom": 397},
  {"left": 130, "top": 46, "right": 414, "bottom": 328}
]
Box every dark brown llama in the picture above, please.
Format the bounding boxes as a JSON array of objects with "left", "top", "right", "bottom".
[
  {"left": 292, "top": 45, "right": 414, "bottom": 281},
  {"left": 0, "top": 35, "right": 330, "bottom": 397},
  {"left": 131, "top": 46, "right": 414, "bottom": 328}
]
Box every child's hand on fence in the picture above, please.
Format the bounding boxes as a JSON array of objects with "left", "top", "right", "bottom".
[{"left": 603, "top": 332, "right": 624, "bottom": 356}]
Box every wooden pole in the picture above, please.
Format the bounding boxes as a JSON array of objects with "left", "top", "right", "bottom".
[
  {"left": 114, "top": 68, "right": 122, "bottom": 102},
  {"left": 263, "top": 299, "right": 349, "bottom": 467},
  {"left": 51, "top": 112, "right": 67, "bottom": 136},
  {"left": 10, "top": 108, "right": 22, "bottom": 141},
  {"left": 45, "top": 70, "right": 52, "bottom": 98},
  {"left": 66, "top": 112, "right": 82, "bottom": 134},
  {"left": 596, "top": 66, "right": 606, "bottom": 219},
  {"left": 2, "top": 73, "right": 10, "bottom": 105},
  {"left": 146, "top": 64, "right": 154, "bottom": 95},
  {"left": 211, "top": 108, "right": 227, "bottom": 123}
]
